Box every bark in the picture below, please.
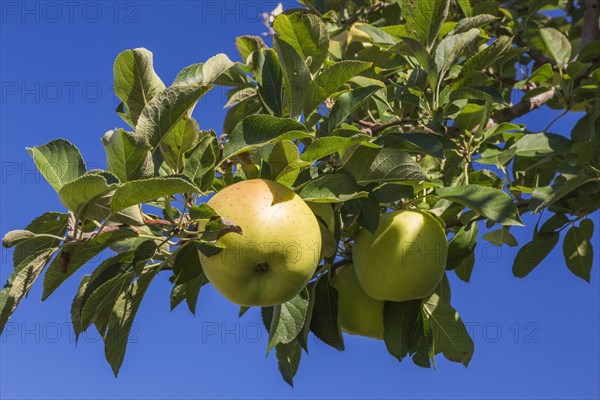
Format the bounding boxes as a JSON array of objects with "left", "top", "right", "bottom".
[{"left": 581, "top": 0, "right": 600, "bottom": 51}]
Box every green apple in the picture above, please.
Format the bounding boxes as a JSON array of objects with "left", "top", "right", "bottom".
[
  {"left": 333, "top": 264, "right": 384, "bottom": 340},
  {"left": 200, "top": 179, "right": 322, "bottom": 306},
  {"left": 353, "top": 210, "right": 447, "bottom": 301}
]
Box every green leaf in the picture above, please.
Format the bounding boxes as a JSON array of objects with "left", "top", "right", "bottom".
[
  {"left": 533, "top": 168, "right": 600, "bottom": 213},
  {"left": 184, "top": 273, "right": 208, "bottom": 315},
  {"left": 71, "top": 275, "right": 91, "bottom": 339},
  {"left": 136, "top": 85, "right": 212, "bottom": 147},
  {"left": 304, "top": 61, "right": 372, "bottom": 116},
  {"left": 453, "top": 14, "right": 497, "bottom": 33},
  {"left": 341, "top": 146, "right": 428, "bottom": 185},
  {"left": 172, "top": 63, "right": 204, "bottom": 86},
  {"left": 27, "top": 139, "right": 86, "bottom": 192},
  {"left": 273, "top": 36, "right": 312, "bottom": 119},
  {"left": 189, "top": 204, "right": 218, "bottom": 220},
  {"left": 80, "top": 268, "right": 134, "bottom": 332},
  {"left": 299, "top": 173, "right": 368, "bottom": 203},
  {"left": 12, "top": 212, "right": 68, "bottom": 268},
  {"left": 482, "top": 227, "right": 518, "bottom": 247},
  {"left": 446, "top": 222, "right": 478, "bottom": 269},
  {"left": 132, "top": 240, "right": 158, "bottom": 275},
  {"left": 400, "top": 0, "right": 450, "bottom": 49},
  {"left": 105, "top": 266, "right": 160, "bottom": 376},
  {"left": 463, "top": 36, "right": 513, "bottom": 73},
  {"left": 267, "top": 288, "right": 309, "bottom": 353},
  {"left": 236, "top": 35, "right": 267, "bottom": 62},
  {"left": 355, "top": 23, "right": 398, "bottom": 47},
  {"left": 0, "top": 248, "right": 57, "bottom": 334},
  {"left": 563, "top": 226, "right": 593, "bottom": 282},
  {"left": 273, "top": 12, "right": 329, "bottom": 73},
  {"left": 113, "top": 48, "right": 166, "bottom": 125},
  {"left": 436, "top": 185, "right": 523, "bottom": 226},
  {"left": 42, "top": 229, "right": 138, "bottom": 300},
  {"left": 512, "top": 232, "right": 559, "bottom": 278},
  {"left": 170, "top": 283, "right": 186, "bottom": 311},
  {"left": 422, "top": 293, "right": 474, "bottom": 366},
  {"left": 328, "top": 81, "right": 385, "bottom": 129},
  {"left": 2, "top": 230, "right": 35, "bottom": 248},
  {"left": 540, "top": 27, "right": 571, "bottom": 68},
  {"left": 160, "top": 117, "right": 200, "bottom": 172},
  {"left": 383, "top": 300, "right": 432, "bottom": 365},
  {"left": 268, "top": 140, "right": 299, "bottom": 179},
  {"left": 111, "top": 176, "right": 200, "bottom": 212},
  {"left": 435, "top": 28, "right": 480, "bottom": 79},
  {"left": 276, "top": 340, "right": 302, "bottom": 387},
  {"left": 475, "top": 147, "right": 516, "bottom": 167},
  {"left": 172, "top": 242, "right": 203, "bottom": 284},
  {"left": 377, "top": 133, "right": 444, "bottom": 159},
  {"left": 512, "top": 132, "right": 572, "bottom": 157},
  {"left": 172, "top": 54, "right": 235, "bottom": 87},
  {"left": 223, "top": 114, "right": 310, "bottom": 159},
  {"left": 300, "top": 135, "right": 375, "bottom": 162},
  {"left": 309, "top": 275, "right": 344, "bottom": 351},
  {"left": 183, "top": 133, "right": 217, "bottom": 192},
  {"left": 252, "top": 49, "right": 284, "bottom": 116},
  {"left": 102, "top": 129, "right": 154, "bottom": 182},
  {"left": 540, "top": 213, "right": 570, "bottom": 234},
  {"left": 450, "top": 86, "right": 505, "bottom": 103},
  {"left": 201, "top": 53, "right": 235, "bottom": 85},
  {"left": 396, "top": 37, "right": 438, "bottom": 91},
  {"left": 58, "top": 174, "right": 118, "bottom": 214}
]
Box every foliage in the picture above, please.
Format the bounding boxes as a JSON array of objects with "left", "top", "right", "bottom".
[{"left": 2, "top": 0, "right": 599, "bottom": 385}]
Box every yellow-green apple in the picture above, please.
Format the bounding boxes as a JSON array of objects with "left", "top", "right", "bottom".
[
  {"left": 333, "top": 264, "right": 384, "bottom": 339},
  {"left": 200, "top": 179, "right": 322, "bottom": 306},
  {"left": 353, "top": 210, "right": 447, "bottom": 301}
]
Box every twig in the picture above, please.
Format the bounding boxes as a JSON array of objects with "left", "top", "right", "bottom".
[
  {"left": 353, "top": 118, "right": 419, "bottom": 135},
  {"left": 490, "top": 87, "right": 557, "bottom": 126}
]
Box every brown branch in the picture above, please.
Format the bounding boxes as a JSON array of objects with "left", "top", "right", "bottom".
[
  {"left": 143, "top": 218, "right": 176, "bottom": 227},
  {"left": 353, "top": 118, "right": 419, "bottom": 135},
  {"left": 512, "top": 35, "right": 556, "bottom": 69},
  {"left": 490, "top": 87, "right": 557, "bottom": 126},
  {"left": 581, "top": 0, "right": 600, "bottom": 51}
]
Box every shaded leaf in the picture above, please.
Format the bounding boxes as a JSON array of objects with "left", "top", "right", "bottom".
[
  {"left": 105, "top": 266, "right": 160, "bottom": 376},
  {"left": 42, "top": 229, "right": 138, "bottom": 299},
  {"left": 422, "top": 293, "right": 474, "bottom": 366},
  {"left": 309, "top": 275, "right": 344, "bottom": 350},
  {"left": 267, "top": 288, "right": 310, "bottom": 353},
  {"left": 563, "top": 225, "right": 593, "bottom": 282},
  {"left": 273, "top": 36, "right": 312, "bottom": 119},
  {"left": 0, "top": 248, "right": 56, "bottom": 334},
  {"left": 512, "top": 232, "right": 559, "bottom": 278}
]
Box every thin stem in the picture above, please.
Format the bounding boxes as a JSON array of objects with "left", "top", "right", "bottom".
[{"left": 543, "top": 109, "right": 569, "bottom": 132}]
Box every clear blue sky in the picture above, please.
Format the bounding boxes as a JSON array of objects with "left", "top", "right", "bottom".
[{"left": 1, "top": 2, "right": 598, "bottom": 399}]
